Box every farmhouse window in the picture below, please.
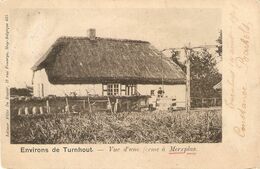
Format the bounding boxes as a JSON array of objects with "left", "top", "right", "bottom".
[
  {"left": 106, "top": 83, "right": 119, "bottom": 96},
  {"left": 125, "top": 84, "right": 137, "bottom": 96},
  {"left": 102, "top": 84, "right": 137, "bottom": 96}
]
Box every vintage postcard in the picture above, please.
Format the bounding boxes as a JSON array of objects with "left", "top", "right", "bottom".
[{"left": 0, "top": 0, "right": 259, "bottom": 168}]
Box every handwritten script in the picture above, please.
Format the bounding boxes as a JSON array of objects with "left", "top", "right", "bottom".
[{"left": 227, "top": 4, "right": 250, "bottom": 137}]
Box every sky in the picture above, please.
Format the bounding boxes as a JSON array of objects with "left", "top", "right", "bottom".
[{"left": 10, "top": 8, "right": 221, "bottom": 88}]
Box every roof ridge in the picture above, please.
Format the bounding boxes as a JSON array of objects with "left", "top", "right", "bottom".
[{"left": 58, "top": 36, "right": 150, "bottom": 44}]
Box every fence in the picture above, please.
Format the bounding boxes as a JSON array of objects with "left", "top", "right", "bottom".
[
  {"left": 191, "top": 97, "right": 222, "bottom": 108},
  {"left": 10, "top": 96, "right": 150, "bottom": 117}
]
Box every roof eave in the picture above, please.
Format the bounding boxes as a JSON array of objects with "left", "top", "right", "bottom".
[{"left": 48, "top": 76, "right": 186, "bottom": 85}]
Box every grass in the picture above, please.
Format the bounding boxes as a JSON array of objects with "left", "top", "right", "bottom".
[{"left": 11, "top": 108, "right": 222, "bottom": 144}]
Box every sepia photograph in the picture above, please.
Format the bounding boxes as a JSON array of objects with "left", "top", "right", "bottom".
[{"left": 10, "top": 8, "right": 222, "bottom": 144}]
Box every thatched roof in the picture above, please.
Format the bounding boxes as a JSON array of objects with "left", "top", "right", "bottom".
[{"left": 32, "top": 36, "right": 186, "bottom": 84}]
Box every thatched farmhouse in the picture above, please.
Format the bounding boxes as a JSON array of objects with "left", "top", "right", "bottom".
[{"left": 32, "top": 29, "right": 186, "bottom": 106}]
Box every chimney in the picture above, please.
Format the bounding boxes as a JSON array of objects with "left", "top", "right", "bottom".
[{"left": 88, "top": 28, "right": 96, "bottom": 40}]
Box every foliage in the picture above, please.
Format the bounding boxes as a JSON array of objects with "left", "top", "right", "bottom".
[
  {"left": 11, "top": 109, "right": 222, "bottom": 144},
  {"left": 10, "top": 87, "right": 33, "bottom": 97},
  {"left": 171, "top": 50, "right": 186, "bottom": 72},
  {"left": 189, "top": 49, "right": 222, "bottom": 97},
  {"left": 171, "top": 49, "right": 221, "bottom": 98},
  {"left": 170, "top": 32, "right": 222, "bottom": 98},
  {"left": 216, "top": 30, "right": 222, "bottom": 57}
]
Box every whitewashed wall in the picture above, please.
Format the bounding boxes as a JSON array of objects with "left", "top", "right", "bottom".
[
  {"left": 33, "top": 69, "right": 102, "bottom": 97},
  {"left": 33, "top": 69, "right": 186, "bottom": 107},
  {"left": 137, "top": 84, "right": 186, "bottom": 107}
]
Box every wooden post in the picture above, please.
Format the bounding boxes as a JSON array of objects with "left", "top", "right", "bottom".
[
  {"left": 88, "top": 96, "right": 92, "bottom": 113},
  {"left": 213, "top": 98, "right": 217, "bottom": 107},
  {"left": 18, "top": 107, "right": 22, "bottom": 115},
  {"left": 185, "top": 44, "right": 191, "bottom": 113},
  {"left": 83, "top": 100, "right": 86, "bottom": 110},
  {"left": 25, "top": 107, "right": 29, "bottom": 115},
  {"left": 161, "top": 52, "right": 164, "bottom": 91},
  {"left": 114, "top": 99, "right": 118, "bottom": 113},
  {"left": 32, "top": 106, "right": 37, "bottom": 115},
  {"left": 206, "top": 112, "right": 210, "bottom": 139},
  {"left": 39, "top": 106, "right": 44, "bottom": 114},
  {"left": 46, "top": 100, "right": 50, "bottom": 113},
  {"left": 107, "top": 97, "right": 113, "bottom": 114},
  {"left": 126, "top": 101, "right": 130, "bottom": 112},
  {"left": 65, "top": 97, "right": 70, "bottom": 113}
]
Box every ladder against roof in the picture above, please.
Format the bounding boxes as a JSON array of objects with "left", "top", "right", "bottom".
[{"left": 87, "top": 96, "right": 113, "bottom": 113}]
